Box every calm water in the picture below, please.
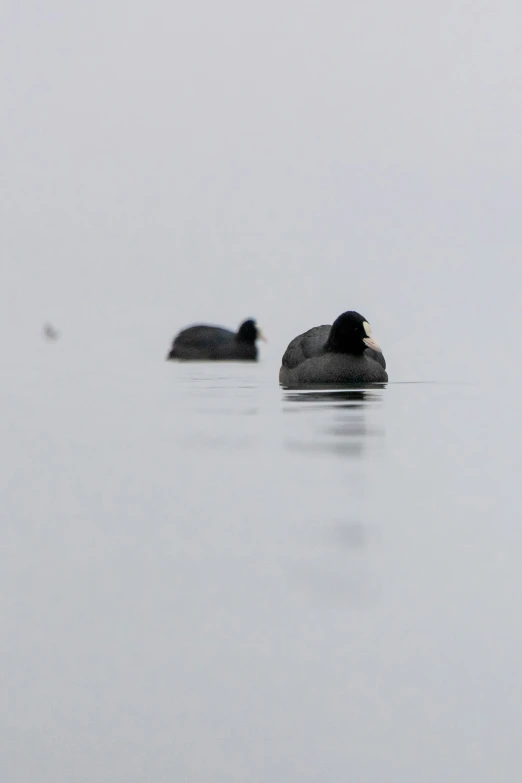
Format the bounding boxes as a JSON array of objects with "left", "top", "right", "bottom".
[{"left": 2, "top": 352, "right": 522, "bottom": 782}]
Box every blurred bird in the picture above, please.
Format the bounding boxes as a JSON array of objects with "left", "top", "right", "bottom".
[
  {"left": 43, "top": 323, "right": 59, "bottom": 341},
  {"left": 167, "top": 318, "right": 265, "bottom": 361}
]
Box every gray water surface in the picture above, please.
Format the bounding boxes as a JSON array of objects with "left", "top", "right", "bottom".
[{"left": 2, "top": 356, "right": 522, "bottom": 782}]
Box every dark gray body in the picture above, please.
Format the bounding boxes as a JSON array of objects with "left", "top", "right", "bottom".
[
  {"left": 279, "top": 324, "right": 387, "bottom": 385},
  {"left": 168, "top": 325, "right": 258, "bottom": 361}
]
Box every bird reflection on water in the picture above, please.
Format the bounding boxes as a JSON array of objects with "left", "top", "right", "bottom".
[
  {"left": 281, "top": 386, "right": 386, "bottom": 603},
  {"left": 282, "top": 386, "right": 384, "bottom": 405},
  {"left": 282, "top": 386, "right": 385, "bottom": 458}
]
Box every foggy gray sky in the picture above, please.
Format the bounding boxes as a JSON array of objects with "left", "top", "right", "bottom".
[{"left": 2, "top": 0, "right": 522, "bottom": 379}]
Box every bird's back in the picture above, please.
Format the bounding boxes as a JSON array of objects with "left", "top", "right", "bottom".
[
  {"left": 280, "top": 325, "right": 332, "bottom": 369},
  {"left": 176, "top": 325, "right": 234, "bottom": 345}
]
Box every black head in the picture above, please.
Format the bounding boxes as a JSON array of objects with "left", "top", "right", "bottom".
[
  {"left": 236, "top": 319, "right": 263, "bottom": 344},
  {"left": 325, "top": 311, "right": 381, "bottom": 355}
]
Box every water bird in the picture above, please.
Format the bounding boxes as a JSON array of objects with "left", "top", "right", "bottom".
[
  {"left": 167, "top": 318, "right": 265, "bottom": 361},
  {"left": 43, "top": 323, "right": 59, "bottom": 341},
  {"left": 279, "top": 311, "right": 387, "bottom": 385}
]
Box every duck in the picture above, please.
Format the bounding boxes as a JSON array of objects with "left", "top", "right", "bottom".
[
  {"left": 279, "top": 311, "right": 387, "bottom": 385},
  {"left": 167, "top": 318, "right": 265, "bottom": 361}
]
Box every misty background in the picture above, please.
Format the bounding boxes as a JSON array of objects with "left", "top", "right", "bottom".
[{"left": 2, "top": 0, "right": 522, "bottom": 376}]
